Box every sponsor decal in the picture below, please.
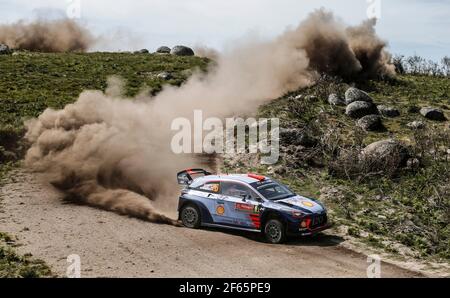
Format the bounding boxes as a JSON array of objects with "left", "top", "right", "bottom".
[
  {"left": 211, "top": 184, "right": 220, "bottom": 193},
  {"left": 249, "top": 214, "right": 261, "bottom": 229},
  {"left": 253, "top": 205, "right": 260, "bottom": 214},
  {"left": 302, "top": 201, "right": 314, "bottom": 208},
  {"left": 235, "top": 203, "right": 254, "bottom": 212},
  {"left": 200, "top": 183, "right": 220, "bottom": 193},
  {"left": 216, "top": 205, "right": 225, "bottom": 216}
]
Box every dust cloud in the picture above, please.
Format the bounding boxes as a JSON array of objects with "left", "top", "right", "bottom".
[
  {"left": 0, "top": 18, "right": 95, "bottom": 52},
  {"left": 24, "top": 10, "right": 394, "bottom": 224}
]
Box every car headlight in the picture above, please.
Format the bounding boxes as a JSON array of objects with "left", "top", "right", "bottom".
[{"left": 291, "top": 211, "right": 304, "bottom": 218}]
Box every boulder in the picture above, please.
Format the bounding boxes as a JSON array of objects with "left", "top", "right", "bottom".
[
  {"left": 279, "top": 128, "right": 317, "bottom": 148},
  {"left": 356, "top": 115, "right": 383, "bottom": 131},
  {"left": 156, "top": 71, "right": 173, "bottom": 80},
  {"left": 345, "top": 101, "right": 379, "bottom": 119},
  {"left": 406, "top": 121, "right": 425, "bottom": 130},
  {"left": 420, "top": 107, "right": 447, "bottom": 121},
  {"left": 345, "top": 87, "right": 373, "bottom": 104},
  {"left": 377, "top": 105, "right": 400, "bottom": 117},
  {"left": 170, "top": 45, "right": 194, "bottom": 56},
  {"left": 0, "top": 44, "right": 11, "bottom": 55},
  {"left": 156, "top": 46, "right": 171, "bottom": 54},
  {"left": 137, "top": 49, "right": 149, "bottom": 54},
  {"left": 328, "top": 93, "right": 345, "bottom": 106},
  {"left": 362, "top": 139, "right": 409, "bottom": 165}
]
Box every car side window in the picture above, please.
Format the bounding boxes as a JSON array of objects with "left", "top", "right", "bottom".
[
  {"left": 196, "top": 182, "right": 220, "bottom": 193},
  {"left": 221, "top": 182, "right": 259, "bottom": 201}
]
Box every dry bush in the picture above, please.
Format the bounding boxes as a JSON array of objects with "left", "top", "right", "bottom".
[{"left": 310, "top": 74, "right": 346, "bottom": 102}]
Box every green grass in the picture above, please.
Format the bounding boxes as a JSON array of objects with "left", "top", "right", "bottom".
[
  {"left": 0, "top": 52, "right": 208, "bottom": 128},
  {"left": 0, "top": 233, "right": 52, "bottom": 278}
]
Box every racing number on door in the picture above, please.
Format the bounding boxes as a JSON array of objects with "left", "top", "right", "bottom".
[{"left": 234, "top": 202, "right": 261, "bottom": 229}]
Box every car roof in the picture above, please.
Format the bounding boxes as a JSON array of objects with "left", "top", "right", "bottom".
[{"left": 194, "top": 174, "right": 265, "bottom": 185}]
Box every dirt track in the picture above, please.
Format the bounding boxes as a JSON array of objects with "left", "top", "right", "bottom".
[{"left": 0, "top": 170, "right": 422, "bottom": 277}]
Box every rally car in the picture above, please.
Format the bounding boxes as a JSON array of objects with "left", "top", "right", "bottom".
[{"left": 177, "top": 169, "right": 331, "bottom": 244}]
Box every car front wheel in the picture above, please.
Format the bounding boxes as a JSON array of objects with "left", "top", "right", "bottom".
[
  {"left": 180, "top": 205, "right": 201, "bottom": 228},
  {"left": 264, "top": 219, "right": 286, "bottom": 244}
]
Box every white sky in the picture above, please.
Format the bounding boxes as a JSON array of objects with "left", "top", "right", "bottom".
[{"left": 0, "top": 0, "right": 449, "bottom": 60}]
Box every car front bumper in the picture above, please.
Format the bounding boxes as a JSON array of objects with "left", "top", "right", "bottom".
[
  {"left": 297, "top": 223, "right": 333, "bottom": 236},
  {"left": 286, "top": 218, "right": 332, "bottom": 236}
]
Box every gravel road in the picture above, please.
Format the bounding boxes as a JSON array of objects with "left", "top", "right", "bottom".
[{"left": 0, "top": 170, "right": 421, "bottom": 277}]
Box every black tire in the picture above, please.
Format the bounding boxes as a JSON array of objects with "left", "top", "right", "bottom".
[
  {"left": 264, "top": 219, "right": 286, "bottom": 244},
  {"left": 180, "top": 205, "right": 201, "bottom": 229}
]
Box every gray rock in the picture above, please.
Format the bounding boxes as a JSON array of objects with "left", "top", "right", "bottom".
[
  {"left": 0, "top": 44, "right": 11, "bottom": 55},
  {"left": 377, "top": 105, "right": 400, "bottom": 117},
  {"left": 406, "top": 158, "right": 420, "bottom": 170},
  {"left": 0, "top": 150, "right": 17, "bottom": 161},
  {"left": 267, "top": 165, "right": 287, "bottom": 176},
  {"left": 137, "top": 49, "right": 149, "bottom": 54},
  {"left": 420, "top": 107, "right": 447, "bottom": 121},
  {"left": 356, "top": 115, "right": 383, "bottom": 131},
  {"left": 279, "top": 128, "right": 317, "bottom": 148},
  {"left": 345, "top": 87, "right": 373, "bottom": 104},
  {"left": 170, "top": 45, "right": 194, "bottom": 56},
  {"left": 406, "top": 121, "right": 425, "bottom": 130},
  {"left": 156, "top": 46, "right": 171, "bottom": 54},
  {"left": 362, "top": 139, "right": 409, "bottom": 165},
  {"left": 362, "top": 139, "right": 398, "bottom": 156},
  {"left": 345, "top": 101, "right": 379, "bottom": 119},
  {"left": 328, "top": 93, "right": 345, "bottom": 106},
  {"left": 156, "top": 71, "right": 173, "bottom": 80},
  {"left": 374, "top": 195, "right": 391, "bottom": 201}
]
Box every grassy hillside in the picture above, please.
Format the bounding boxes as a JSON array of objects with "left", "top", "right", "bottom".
[
  {"left": 0, "top": 52, "right": 448, "bottom": 271},
  {"left": 246, "top": 75, "right": 449, "bottom": 261},
  {"left": 0, "top": 51, "right": 208, "bottom": 277},
  {"left": 0, "top": 52, "right": 208, "bottom": 163}
]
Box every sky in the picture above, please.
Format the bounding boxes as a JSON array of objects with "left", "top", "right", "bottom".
[{"left": 0, "top": 0, "right": 449, "bottom": 60}]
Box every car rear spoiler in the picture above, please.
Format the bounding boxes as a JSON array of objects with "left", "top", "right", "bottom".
[{"left": 177, "top": 168, "right": 212, "bottom": 185}]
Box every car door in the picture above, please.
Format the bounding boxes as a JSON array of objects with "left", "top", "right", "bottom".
[
  {"left": 220, "top": 181, "right": 262, "bottom": 229},
  {"left": 192, "top": 181, "right": 224, "bottom": 224}
]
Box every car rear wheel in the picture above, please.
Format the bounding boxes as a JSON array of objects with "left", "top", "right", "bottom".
[
  {"left": 180, "top": 205, "right": 201, "bottom": 228},
  {"left": 264, "top": 219, "right": 286, "bottom": 244}
]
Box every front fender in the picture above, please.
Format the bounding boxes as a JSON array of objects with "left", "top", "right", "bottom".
[
  {"left": 260, "top": 208, "right": 302, "bottom": 234},
  {"left": 178, "top": 196, "right": 214, "bottom": 224}
]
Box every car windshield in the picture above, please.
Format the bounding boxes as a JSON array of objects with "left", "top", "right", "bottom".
[{"left": 252, "top": 181, "right": 295, "bottom": 201}]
